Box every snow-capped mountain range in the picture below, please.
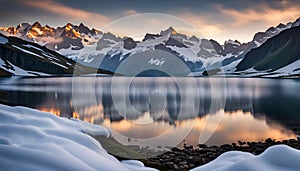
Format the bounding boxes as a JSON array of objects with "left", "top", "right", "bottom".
[
  {"left": 0, "top": 17, "right": 300, "bottom": 77},
  {"left": 0, "top": 22, "right": 100, "bottom": 51},
  {"left": 0, "top": 33, "right": 112, "bottom": 76}
]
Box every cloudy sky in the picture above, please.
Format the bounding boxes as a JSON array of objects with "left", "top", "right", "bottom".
[{"left": 0, "top": 0, "right": 299, "bottom": 43}]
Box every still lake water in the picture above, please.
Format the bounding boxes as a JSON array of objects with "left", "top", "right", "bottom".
[{"left": 0, "top": 77, "right": 299, "bottom": 149}]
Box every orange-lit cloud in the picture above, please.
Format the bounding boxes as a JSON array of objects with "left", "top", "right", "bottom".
[
  {"left": 12, "top": 0, "right": 300, "bottom": 44},
  {"left": 20, "top": 0, "right": 110, "bottom": 28},
  {"left": 217, "top": 3, "right": 300, "bottom": 27},
  {"left": 177, "top": 1, "right": 300, "bottom": 43},
  {"left": 178, "top": 13, "right": 223, "bottom": 37}
]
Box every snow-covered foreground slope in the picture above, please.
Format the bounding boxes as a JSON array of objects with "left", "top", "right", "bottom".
[
  {"left": 192, "top": 145, "right": 300, "bottom": 171},
  {"left": 0, "top": 104, "right": 157, "bottom": 171},
  {"left": 1, "top": 103, "right": 300, "bottom": 171}
]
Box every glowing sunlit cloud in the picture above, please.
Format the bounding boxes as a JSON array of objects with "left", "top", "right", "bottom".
[
  {"left": 216, "top": 3, "right": 300, "bottom": 27},
  {"left": 19, "top": 0, "right": 110, "bottom": 28},
  {"left": 100, "top": 14, "right": 202, "bottom": 41},
  {"left": 177, "top": 12, "right": 223, "bottom": 38}
]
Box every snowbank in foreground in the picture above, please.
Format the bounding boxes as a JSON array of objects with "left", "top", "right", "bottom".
[
  {"left": 0, "top": 104, "right": 157, "bottom": 171},
  {"left": 191, "top": 145, "right": 300, "bottom": 171},
  {"left": 1, "top": 104, "right": 299, "bottom": 171}
]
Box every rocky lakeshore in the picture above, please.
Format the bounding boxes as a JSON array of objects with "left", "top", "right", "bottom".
[{"left": 140, "top": 137, "right": 300, "bottom": 171}]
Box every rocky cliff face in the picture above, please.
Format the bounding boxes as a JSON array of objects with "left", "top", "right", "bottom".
[
  {"left": 236, "top": 25, "right": 300, "bottom": 71},
  {"left": 0, "top": 33, "right": 112, "bottom": 76}
]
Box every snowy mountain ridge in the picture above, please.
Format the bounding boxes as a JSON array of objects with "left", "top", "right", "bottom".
[
  {"left": 0, "top": 17, "right": 300, "bottom": 76},
  {"left": 0, "top": 33, "right": 113, "bottom": 76}
]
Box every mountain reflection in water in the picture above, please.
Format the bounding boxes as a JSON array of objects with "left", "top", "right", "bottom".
[{"left": 0, "top": 77, "right": 299, "bottom": 147}]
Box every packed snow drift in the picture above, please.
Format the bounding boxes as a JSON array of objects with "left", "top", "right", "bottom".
[
  {"left": 0, "top": 104, "right": 299, "bottom": 171},
  {"left": 0, "top": 104, "right": 156, "bottom": 171}
]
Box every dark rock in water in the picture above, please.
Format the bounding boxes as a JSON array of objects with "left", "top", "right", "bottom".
[
  {"left": 255, "top": 142, "right": 265, "bottom": 148},
  {"left": 189, "top": 163, "right": 195, "bottom": 168},
  {"left": 205, "top": 147, "right": 217, "bottom": 153},
  {"left": 180, "top": 164, "right": 189, "bottom": 169},
  {"left": 183, "top": 144, "right": 193, "bottom": 150},
  {"left": 238, "top": 140, "right": 247, "bottom": 145},
  {"left": 183, "top": 149, "right": 191, "bottom": 155},
  {"left": 179, "top": 161, "right": 187, "bottom": 165},
  {"left": 207, "top": 153, "right": 217, "bottom": 160},
  {"left": 289, "top": 139, "right": 298, "bottom": 143},
  {"left": 220, "top": 144, "right": 232, "bottom": 148},
  {"left": 165, "top": 161, "right": 174, "bottom": 169},
  {"left": 265, "top": 138, "right": 275, "bottom": 144},
  {"left": 171, "top": 147, "right": 181, "bottom": 152},
  {"left": 202, "top": 68, "right": 221, "bottom": 76},
  {"left": 198, "top": 144, "right": 208, "bottom": 148},
  {"left": 146, "top": 161, "right": 161, "bottom": 169}
]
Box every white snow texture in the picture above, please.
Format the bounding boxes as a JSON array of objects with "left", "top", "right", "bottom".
[
  {"left": 1, "top": 104, "right": 300, "bottom": 171},
  {"left": 192, "top": 145, "right": 300, "bottom": 171},
  {"left": 0, "top": 104, "right": 157, "bottom": 171}
]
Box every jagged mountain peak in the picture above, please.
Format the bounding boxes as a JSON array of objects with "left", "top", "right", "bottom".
[
  {"left": 102, "top": 32, "right": 119, "bottom": 40},
  {"left": 16, "top": 22, "right": 30, "bottom": 29},
  {"left": 0, "top": 17, "right": 299, "bottom": 76},
  {"left": 15, "top": 23, "right": 31, "bottom": 33},
  {"left": 91, "top": 28, "right": 101, "bottom": 35},
  {"left": 160, "top": 26, "right": 177, "bottom": 36},
  {"left": 0, "top": 22, "right": 105, "bottom": 51},
  {"left": 167, "top": 26, "right": 176, "bottom": 32},
  {"left": 276, "top": 23, "right": 286, "bottom": 29},
  {"left": 292, "top": 17, "right": 300, "bottom": 27},
  {"left": 78, "top": 23, "right": 88, "bottom": 29},
  {"left": 236, "top": 25, "right": 300, "bottom": 74},
  {"left": 266, "top": 26, "right": 276, "bottom": 32},
  {"left": 142, "top": 33, "right": 161, "bottom": 41},
  {"left": 77, "top": 23, "right": 91, "bottom": 35},
  {"left": 0, "top": 33, "right": 112, "bottom": 76},
  {"left": 44, "top": 24, "right": 51, "bottom": 28},
  {"left": 0, "top": 27, "right": 16, "bottom": 35},
  {"left": 1, "top": 18, "right": 299, "bottom": 77},
  {"left": 65, "top": 23, "right": 73, "bottom": 27},
  {"left": 189, "top": 35, "right": 200, "bottom": 42},
  {"left": 251, "top": 18, "right": 300, "bottom": 46},
  {"left": 32, "top": 21, "right": 42, "bottom": 28},
  {"left": 224, "top": 39, "right": 241, "bottom": 46},
  {"left": 64, "top": 23, "right": 74, "bottom": 31}
]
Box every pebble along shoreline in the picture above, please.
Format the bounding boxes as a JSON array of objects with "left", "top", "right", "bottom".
[{"left": 141, "top": 137, "right": 300, "bottom": 171}]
